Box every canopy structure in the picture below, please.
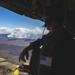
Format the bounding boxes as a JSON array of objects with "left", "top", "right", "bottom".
[{"left": 0, "top": 0, "right": 75, "bottom": 36}]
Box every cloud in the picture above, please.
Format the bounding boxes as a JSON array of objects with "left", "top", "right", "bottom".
[
  {"left": 0, "top": 27, "right": 49, "bottom": 39},
  {"left": 0, "top": 27, "right": 11, "bottom": 34}
]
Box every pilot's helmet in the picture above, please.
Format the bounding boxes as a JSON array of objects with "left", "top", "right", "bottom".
[{"left": 44, "top": 4, "right": 65, "bottom": 27}]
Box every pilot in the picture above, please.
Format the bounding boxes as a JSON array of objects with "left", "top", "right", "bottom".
[{"left": 38, "top": 4, "right": 75, "bottom": 75}]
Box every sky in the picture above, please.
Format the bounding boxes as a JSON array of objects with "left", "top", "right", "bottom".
[
  {"left": 0, "top": 6, "right": 44, "bottom": 29},
  {"left": 0, "top": 6, "right": 48, "bottom": 39}
]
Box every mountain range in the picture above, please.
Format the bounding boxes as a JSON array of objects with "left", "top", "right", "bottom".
[{"left": 0, "top": 34, "right": 35, "bottom": 64}]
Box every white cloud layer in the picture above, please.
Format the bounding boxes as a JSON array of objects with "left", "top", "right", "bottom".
[{"left": 0, "top": 27, "right": 49, "bottom": 39}]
